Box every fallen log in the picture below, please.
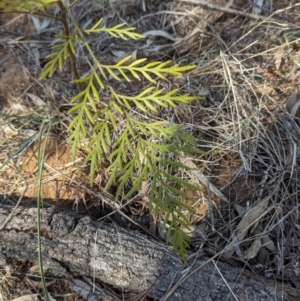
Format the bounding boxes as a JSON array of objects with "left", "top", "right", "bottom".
[{"left": 0, "top": 205, "right": 297, "bottom": 300}]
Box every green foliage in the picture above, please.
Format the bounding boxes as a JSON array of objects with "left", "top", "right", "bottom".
[
  {"left": 41, "top": 34, "right": 76, "bottom": 78},
  {"left": 84, "top": 18, "right": 145, "bottom": 40},
  {"left": 0, "top": 0, "right": 57, "bottom": 11},
  {"left": 1, "top": 0, "right": 204, "bottom": 260}
]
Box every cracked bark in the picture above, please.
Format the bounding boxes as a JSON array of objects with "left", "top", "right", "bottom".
[{"left": 0, "top": 205, "right": 298, "bottom": 301}]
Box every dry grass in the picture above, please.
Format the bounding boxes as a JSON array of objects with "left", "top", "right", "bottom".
[
  {"left": 1, "top": 0, "right": 300, "bottom": 300},
  {"left": 175, "top": 0, "right": 300, "bottom": 295}
]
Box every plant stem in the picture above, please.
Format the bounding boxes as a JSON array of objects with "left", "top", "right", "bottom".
[
  {"left": 37, "top": 120, "right": 50, "bottom": 301},
  {"left": 57, "top": 0, "right": 83, "bottom": 92}
]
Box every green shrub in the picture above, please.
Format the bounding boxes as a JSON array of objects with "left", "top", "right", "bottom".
[{"left": 1, "top": 0, "right": 203, "bottom": 260}]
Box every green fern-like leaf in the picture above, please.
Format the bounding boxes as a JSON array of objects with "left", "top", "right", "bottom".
[
  {"left": 33, "top": 6, "right": 203, "bottom": 260},
  {"left": 100, "top": 117, "right": 201, "bottom": 259},
  {"left": 102, "top": 56, "right": 196, "bottom": 83},
  {"left": 149, "top": 164, "right": 198, "bottom": 260},
  {"left": 0, "top": 0, "right": 57, "bottom": 11},
  {"left": 84, "top": 18, "right": 145, "bottom": 40},
  {"left": 111, "top": 87, "right": 198, "bottom": 113},
  {"left": 39, "top": 34, "right": 77, "bottom": 79}
]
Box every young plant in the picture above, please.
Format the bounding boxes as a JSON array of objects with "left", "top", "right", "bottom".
[{"left": 1, "top": 0, "right": 203, "bottom": 260}]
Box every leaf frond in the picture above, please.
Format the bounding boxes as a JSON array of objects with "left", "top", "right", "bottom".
[
  {"left": 32, "top": 5, "right": 202, "bottom": 260},
  {"left": 39, "top": 36, "right": 76, "bottom": 79},
  {"left": 101, "top": 58, "right": 196, "bottom": 84},
  {"left": 0, "top": 0, "right": 57, "bottom": 12},
  {"left": 111, "top": 88, "right": 199, "bottom": 114},
  {"left": 85, "top": 22, "right": 145, "bottom": 40}
]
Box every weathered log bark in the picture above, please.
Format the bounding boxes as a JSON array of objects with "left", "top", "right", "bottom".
[{"left": 0, "top": 205, "right": 297, "bottom": 300}]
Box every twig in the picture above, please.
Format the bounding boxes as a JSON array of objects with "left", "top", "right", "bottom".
[
  {"left": 57, "top": 0, "right": 83, "bottom": 91},
  {"left": 212, "top": 259, "right": 239, "bottom": 301},
  {"left": 176, "top": 0, "right": 300, "bottom": 27}
]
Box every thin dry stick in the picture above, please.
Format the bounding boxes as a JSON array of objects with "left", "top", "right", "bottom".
[
  {"left": 57, "top": 0, "right": 83, "bottom": 91},
  {"left": 206, "top": 181, "right": 215, "bottom": 232},
  {"left": 176, "top": 0, "right": 300, "bottom": 27},
  {"left": 212, "top": 259, "right": 239, "bottom": 301}
]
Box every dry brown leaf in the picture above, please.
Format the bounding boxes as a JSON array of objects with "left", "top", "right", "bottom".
[
  {"left": 28, "top": 264, "right": 49, "bottom": 275},
  {"left": 142, "top": 30, "right": 180, "bottom": 42},
  {"left": 262, "top": 233, "right": 276, "bottom": 252},
  {"left": 252, "top": 225, "right": 276, "bottom": 252},
  {"left": 224, "top": 189, "right": 277, "bottom": 256},
  {"left": 26, "top": 93, "right": 47, "bottom": 107},
  {"left": 10, "top": 103, "right": 27, "bottom": 112},
  {"left": 241, "top": 224, "right": 276, "bottom": 259},
  {"left": 3, "top": 123, "right": 18, "bottom": 137},
  {"left": 235, "top": 204, "right": 246, "bottom": 217},
  {"left": 110, "top": 50, "right": 126, "bottom": 58},
  {"left": 256, "top": 85, "right": 276, "bottom": 95},
  {"left": 28, "top": 265, "right": 41, "bottom": 275},
  {"left": 141, "top": 180, "right": 149, "bottom": 192},
  {"left": 242, "top": 237, "right": 261, "bottom": 259}
]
